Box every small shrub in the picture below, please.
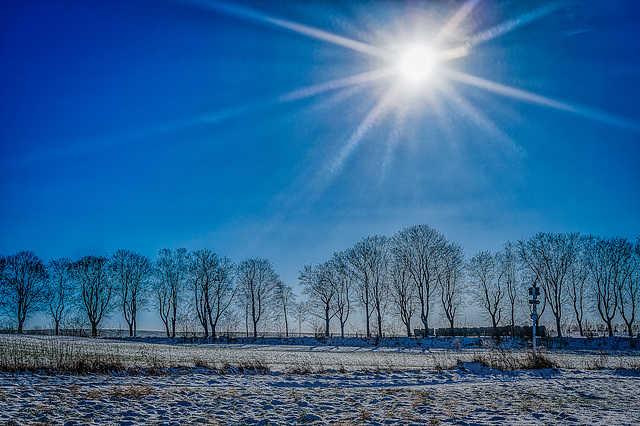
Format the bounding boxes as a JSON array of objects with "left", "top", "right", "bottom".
[
  {"left": 192, "top": 356, "right": 213, "bottom": 369},
  {"left": 525, "top": 351, "right": 556, "bottom": 369},
  {"left": 239, "top": 359, "right": 269, "bottom": 374},
  {"left": 288, "top": 364, "right": 313, "bottom": 375},
  {"left": 359, "top": 409, "right": 371, "bottom": 421}
]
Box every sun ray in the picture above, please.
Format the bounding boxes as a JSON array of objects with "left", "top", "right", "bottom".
[
  {"left": 300, "top": 89, "right": 399, "bottom": 200},
  {"left": 277, "top": 68, "right": 394, "bottom": 103},
  {"left": 443, "top": 68, "right": 581, "bottom": 111},
  {"left": 328, "top": 90, "right": 397, "bottom": 177},
  {"left": 467, "top": 3, "right": 563, "bottom": 49},
  {"left": 175, "top": 0, "right": 392, "bottom": 59},
  {"left": 442, "top": 68, "right": 640, "bottom": 132},
  {"left": 441, "top": 82, "right": 521, "bottom": 155},
  {"left": 438, "top": 3, "right": 563, "bottom": 62},
  {"left": 435, "top": 0, "right": 482, "bottom": 44},
  {"left": 379, "top": 102, "right": 410, "bottom": 179}
]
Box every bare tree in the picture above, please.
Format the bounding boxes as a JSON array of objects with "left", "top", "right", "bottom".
[
  {"left": 616, "top": 238, "right": 639, "bottom": 337},
  {"left": 517, "top": 232, "right": 580, "bottom": 338},
  {"left": 73, "top": 255, "right": 114, "bottom": 337},
  {"left": 583, "top": 235, "right": 625, "bottom": 337},
  {"left": 392, "top": 224, "right": 447, "bottom": 336},
  {"left": 109, "top": 249, "right": 152, "bottom": 337},
  {"left": 345, "top": 235, "right": 390, "bottom": 338},
  {"left": 46, "top": 257, "right": 74, "bottom": 336},
  {"left": 369, "top": 236, "right": 391, "bottom": 338},
  {"left": 236, "top": 258, "right": 280, "bottom": 339},
  {"left": 389, "top": 256, "right": 417, "bottom": 337},
  {"left": 299, "top": 262, "right": 336, "bottom": 337},
  {"left": 331, "top": 252, "right": 353, "bottom": 338},
  {"left": 293, "top": 300, "right": 310, "bottom": 337},
  {"left": 345, "top": 242, "right": 372, "bottom": 338},
  {"left": 498, "top": 242, "right": 519, "bottom": 337},
  {"left": 437, "top": 242, "right": 465, "bottom": 334},
  {"left": 188, "top": 250, "right": 235, "bottom": 340},
  {"left": 154, "top": 248, "right": 188, "bottom": 338},
  {"left": 467, "top": 250, "right": 502, "bottom": 334},
  {"left": 189, "top": 249, "right": 217, "bottom": 338},
  {"left": 275, "top": 281, "right": 295, "bottom": 338},
  {"left": 568, "top": 246, "right": 589, "bottom": 337},
  {"left": 0, "top": 251, "right": 48, "bottom": 333},
  {"left": 208, "top": 255, "right": 236, "bottom": 341}
]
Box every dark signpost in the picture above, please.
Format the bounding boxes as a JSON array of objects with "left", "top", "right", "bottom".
[{"left": 529, "top": 283, "right": 541, "bottom": 360}]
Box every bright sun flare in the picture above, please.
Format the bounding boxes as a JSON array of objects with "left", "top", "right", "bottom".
[{"left": 397, "top": 44, "right": 437, "bottom": 85}]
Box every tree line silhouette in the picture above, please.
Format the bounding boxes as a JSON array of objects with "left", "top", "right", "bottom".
[{"left": 1, "top": 224, "right": 638, "bottom": 339}]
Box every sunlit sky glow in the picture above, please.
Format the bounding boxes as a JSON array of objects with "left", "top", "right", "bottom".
[{"left": 1, "top": 0, "right": 639, "bottom": 328}]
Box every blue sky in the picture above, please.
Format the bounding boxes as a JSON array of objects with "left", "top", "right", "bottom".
[{"left": 1, "top": 0, "right": 639, "bottom": 317}]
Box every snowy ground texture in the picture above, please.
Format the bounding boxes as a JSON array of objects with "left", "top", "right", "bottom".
[
  {"left": 3, "top": 367, "right": 640, "bottom": 425},
  {"left": 1, "top": 335, "right": 640, "bottom": 425}
]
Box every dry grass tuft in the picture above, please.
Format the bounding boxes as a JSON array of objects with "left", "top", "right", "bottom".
[
  {"left": 108, "top": 385, "right": 154, "bottom": 399},
  {"left": 358, "top": 408, "right": 371, "bottom": 421},
  {"left": 411, "top": 390, "right": 431, "bottom": 408}
]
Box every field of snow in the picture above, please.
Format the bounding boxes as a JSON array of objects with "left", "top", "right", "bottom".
[
  {"left": 1, "top": 334, "right": 639, "bottom": 424},
  {"left": 3, "top": 367, "right": 640, "bottom": 425}
]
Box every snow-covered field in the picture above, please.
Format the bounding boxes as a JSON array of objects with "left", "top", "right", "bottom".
[
  {"left": 3, "top": 367, "right": 640, "bottom": 425},
  {"left": 1, "top": 334, "right": 639, "bottom": 425}
]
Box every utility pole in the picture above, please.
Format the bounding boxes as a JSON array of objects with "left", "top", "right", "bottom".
[{"left": 528, "top": 282, "right": 541, "bottom": 360}]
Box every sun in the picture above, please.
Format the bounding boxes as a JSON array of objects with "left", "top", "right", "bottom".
[{"left": 397, "top": 44, "right": 438, "bottom": 85}]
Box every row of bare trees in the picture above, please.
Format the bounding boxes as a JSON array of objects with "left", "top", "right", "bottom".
[
  {"left": 0, "top": 248, "right": 290, "bottom": 339},
  {"left": 1, "top": 227, "right": 638, "bottom": 339},
  {"left": 299, "top": 226, "right": 639, "bottom": 339},
  {"left": 466, "top": 233, "right": 639, "bottom": 338},
  {"left": 300, "top": 226, "right": 465, "bottom": 338}
]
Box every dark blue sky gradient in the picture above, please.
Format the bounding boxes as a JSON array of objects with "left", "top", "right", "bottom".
[{"left": 1, "top": 0, "right": 639, "bottom": 302}]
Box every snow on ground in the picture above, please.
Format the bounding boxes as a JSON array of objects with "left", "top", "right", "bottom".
[
  {"left": 4, "top": 334, "right": 640, "bottom": 371},
  {"left": 1, "top": 335, "right": 640, "bottom": 424},
  {"left": 2, "top": 367, "right": 640, "bottom": 425}
]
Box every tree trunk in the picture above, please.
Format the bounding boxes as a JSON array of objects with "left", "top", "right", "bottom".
[
  {"left": 55, "top": 321, "right": 60, "bottom": 336},
  {"left": 129, "top": 322, "right": 134, "bottom": 337},
  {"left": 607, "top": 321, "right": 613, "bottom": 337},
  {"left": 365, "top": 306, "right": 371, "bottom": 338},
  {"left": 325, "top": 307, "right": 330, "bottom": 337},
  {"left": 165, "top": 322, "right": 171, "bottom": 337},
  {"left": 627, "top": 322, "right": 634, "bottom": 338},
  {"left": 91, "top": 322, "right": 98, "bottom": 338},
  {"left": 283, "top": 305, "right": 289, "bottom": 338},
  {"left": 253, "top": 319, "right": 258, "bottom": 339},
  {"left": 555, "top": 316, "right": 563, "bottom": 338},
  {"left": 341, "top": 322, "right": 345, "bottom": 339},
  {"left": 211, "top": 320, "right": 217, "bottom": 343},
  {"left": 406, "top": 321, "right": 411, "bottom": 337},
  {"left": 510, "top": 310, "right": 515, "bottom": 337}
]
